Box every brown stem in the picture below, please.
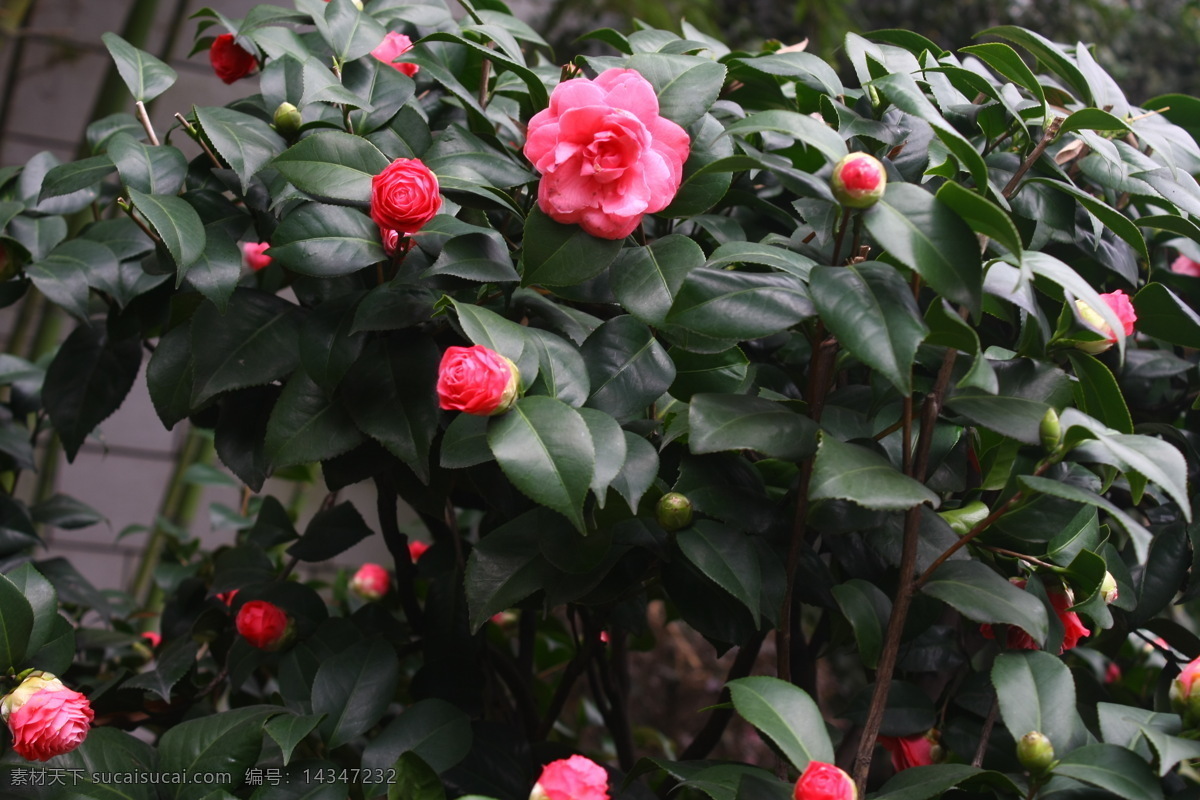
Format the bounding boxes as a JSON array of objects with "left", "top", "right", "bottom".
[
  {"left": 537, "top": 612, "right": 597, "bottom": 740},
  {"left": 486, "top": 643, "right": 541, "bottom": 739},
  {"left": 973, "top": 695, "right": 999, "bottom": 768},
  {"left": 979, "top": 544, "right": 1057, "bottom": 570},
  {"left": 831, "top": 206, "right": 853, "bottom": 265},
  {"left": 901, "top": 396, "right": 914, "bottom": 475},
  {"left": 1001, "top": 117, "right": 1064, "bottom": 200},
  {"left": 852, "top": 349, "right": 956, "bottom": 794},
  {"left": 778, "top": 335, "right": 838, "bottom": 681},
  {"left": 174, "top": 112, "right": 221, "bottom": 168},
  {"left": 914, "top": 460, "right": 1052, "bottom": 589},
  {"left": 594, "top": 630, "right": 634, "bottom": 770},
  {"left": 680, "top": 633, "right": 766, "bottom": 760},
  {"left": 135, "top": 101, "right": 159, "bottom": 145}
]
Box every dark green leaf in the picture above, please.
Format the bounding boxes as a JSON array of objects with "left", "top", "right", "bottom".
[
  {"left": 832, "top": 579, "right": 891, "bottom": 669},
  {"left": 977, "top": 26, "right": 1093, "bottom": 104},
  {"left": 27, "top": 239, "right": 111, "bottom": 321},
  {"left": 128, "top": 186, "right": 205, "bottom": 274},
  {"left": 1067, "top": 351, "right": 1132, "bottom": 434},
  {"left": 959, "top": 42, "right": 1046, "bottom": 109},
  {"left": 43, "top": 324, "right": 142, "bottom": 460},
  {"left": 31, "top": 493, "right": 106, "bottom": 530},
  {"left": 521, "top": 207, "right": 624, "bottom": 288},
  {"left": 626, "top": 52, "right": 727, "bottom": 127},
  {"left": 313, "top": 638, "right": 399, "bottom": 748},
  {"left": 362, "top": 699, "right": 472, "bottom": 776},
  {"left": 610, "top": 235, "right": 705, "bottom": 326},
  {"left": 936, "top": 180, "right": 1023, "bottom": 258},
  {"left": 315, "top": 0, "right": 388, "bottom": 61},
  {"left": 273, "top": 131, "right": 390, "bottom": 205},
  {"left": 487, "top": 396, "right": 594, "bottom": 533},
  {"left": 288, "top": 502, "right": 373, "bottom": 562},
  {"left": 1053, "top": 744, "right": 1164, "bottom": 800},
  {"left": 102, "top": 31, "right": 178, "bottom": 101},
  {"left": 0, "top": 571, "right": 35, "bottom": 670},
  {"left": 924, "top": 562, "right": 1049, "bottom": 645},
  {"left": 265, "top": 713, "right": 326, "bottom": 766},
  {"left": 147, "top": 321, "right": 194, "bottom": 429},
  {"left": 728, "top": 676, "right": 834, "bottom": 771},
  {"left": 270, "top": 203, "right": 385, "bottom": 276},
  {"left": 721, "top": 110, "right": 847, "bottom": 164},
  {"left": 158, "top": 706, "right": 280, "bottom": 800},
  {"left": 1133, "top": 282, "right": 1200, "bottom": 348},
  {"left": 124, "top": 637, "right": 200, "bottom": 702},
  {"left": 689, "top": 393, "right": 817, "bottom": 462},
  {"left": 425, "top": 232, "right": 518, "bottom": 283},
  {"left": 678, "top": 520, "right": 762, "bottom": 621},
  {"left": 580, "top": 316, "right": 674, "bottom": 422},
  {"left": 810, "top": 434, "right": 939, "bottom": 510},
  {"left": 464, "top": 509, "right": 555, "bottom": 630},
  {"left": 669, "top": 347, "right": 749, "bottom": 401},
  {"left": 612, "top": 432, "right": 658, "bottom": 513},
  {"left": 665, "top": 268, "right": 813, "bottom": 343},
  {"left": 264, "top": 371, "right": 364, "bottom": 469},
  {"left": 39, "top": 155, "right": 116, "bottom": 201},
  {"left": 191, "top": 289, "right": 302, "bottom": 406},
  {"left": 109, "top": 133, "right": 188, "bottom": 196},
  {"left": 194, "top": 106, "right": 286, "bottom": 194},
  {"left": 183, "top": 228, "right": 241, "bottom": 314}
]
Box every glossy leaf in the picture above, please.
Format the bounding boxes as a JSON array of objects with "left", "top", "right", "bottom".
[
  {"left": 194, "top": 106, "right": 286, "bottom": 194},
  {"left": 190, "top": 290, "right": 302, "bottom": 407},
  {"left": 127, "top": 186, "right": 205, "bottom": 274},
  {"left": 520, "top": 208, "right": 624, "bottom": 288},
  {"left": 264, "top": 371, "right": 364, "bottom": 469},
  {"left": 313, "top": 638, "right": 400, "bottom": 749},
  {"left": 0, "top": 572, "right": 33, "bottom": 671},
  {"left": 689, "top": 393, "right": 817, "bottom": 462},
  {"left": 809, "top": 434, "right": 939, "bottom": 510},
  {"left": 102, "top": 32, "right": 177, "bottom": 101},
  {"left": 580, "top": 316, "right": 674, "bottom": 422},
  {"left": 678, "top": 520, "right": 762, "bottom": 622},
  {"left": 924, "top": 562, "right": 1049, "bottom": 646},
  {"left": 273, "top": 131, "right": 390, "bottom": 205},
  {"left": 728, "top": 677, "right": 834, "bottom": 771}
]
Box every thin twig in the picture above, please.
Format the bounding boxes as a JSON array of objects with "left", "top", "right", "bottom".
[
  {"left": 979, "top": 544, "right": 1057, "bottom": 570},
  {"left": 135, "top": 100, "right": 160, "bottom": 145},
  {"left": 972, "top": 696, "right": 999, "bottom": 767},
  {"left": 537, "top": 611, "right": 597, "bottom": 740},
  {"left": 681, "top": 633, "right": 766, "bottom": 760},
  {"left": 175, "top": 112, "right": 221, "bottom": 168},
  {"left": 1001, "top": 117, "right": 1064, "bottom": 200},
  {"left": 831, "top": 206, "right": 853, "bottom": 266}
]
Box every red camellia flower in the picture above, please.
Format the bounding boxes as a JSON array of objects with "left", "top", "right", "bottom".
[
  {"left": 879, "top": 732, "right": 935, "bottom": 772},
  {"left": 523, "top": 68, "right": 691, "bottom": 239},
  {"left": 1172, "top": 254, "right": 1200, "bottom": 277},
  {"left": 370, "top": 158, "right": 441, "bottom": 237},
  {"left": 371, "top": 31, "right": 419, "bottom": 77},
  {"left": 793, "top": 761, "right": 856, "bottom": 800},
  {"left": 242, "top": 241, "right": 271, "bottom": 271},
  {"left": 209, "top": 34, "right": 257, "bottom": 84},
  {"left": 409, "top": 540, "right": 430, "bottom": 563},
  {"left": 0, "top": 672, "right": 93, "bottom": 762},
  {"left": 235, "top": 599, "right": 293, "bottom": 651},
  {"left": 981, "top": 580, "right": 1090, "bottom": 654},
  {"left": 1074, "top": 289, "right": 1137, "bottom": 354},
  {"left": 436, "top": 345, "right": 520, "bottom": 416},
  {"left": 351, "top": 563, "right": 391, "bottom": 601},
  {"left": 529, "top": 755, "right": 610, "bottom": 800}
]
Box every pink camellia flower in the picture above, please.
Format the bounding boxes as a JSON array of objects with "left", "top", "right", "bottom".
[
  {"left": 879, "top": 732, "right": 935, "bottom": 772},
  {"left": 0, "top": 671, "right": 93, "bottom": 762},
  {"left": 370, "top": 158, "right": 441, "bottom": 236},
  {"left": 350, "top": 563, "right": 391, "bottom": 601},
  {"left": 793, "top": 761, "right": 856, "bottom": 800},
  {"left": 436, "top": 345, "right": 520, "bottom": 416},
  {"left": 141, "top": 631, "right": 162, "bottom": 648},
  {"left": 1172, "top": 656, "right": 1200, "bottom": 720},
  {"left": 235, "top": 600, "right": 294, "bottom": 651},
  {"left": 529, "top": 755, "right": 609, "bottom": 800},
  {"left": 523, "top": 68, "right": 691, "bottom": 240},
  {"left": 1172, "top": 254, "right": 1200, "bottom": 277},
  {"left": 981, "top": 580, "right": 1090, "bottom": 654},
  {"left": 371, "top": 31, "right": 419, "bottom": 78},
  {"left": 216, "top": 589, "right": 239, "bottom": 606},
  {"left": 409, "top": 540, "right": 430, "bottom": 563},
  {"left": 209, "top": 34, "right": 257, "bottom": 84},
  {"left": 242, "top": 241, "right": 271, "bottom": 271},
  {"left": 1074, "top": 289, "right": 1137, "bottom": 354},
  {"left": 1105, "top": 662, "right": 1122, "bottom": 684}
]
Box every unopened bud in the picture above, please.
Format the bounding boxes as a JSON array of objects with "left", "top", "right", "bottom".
[
  {"left": 937, "top": 501, "right": 989, "bottom": 535},
  {"left": 273, "top": 102, "right": 301, "bottom": 136},
  {"left": 1017, "top": 731, "right": 1055, "bottom": 773},
  {"left": 831, "top": 152, "right": 886, "bottom": 209},
  {"left": 656, "top": 492, "right": 693, "bottom": 532},
  {"left": 235, "top": 600, "right": 295, "bottom": 651},
  {"left": 1100, "top": 572, "right": 1118, "bottom": 604},
  {"left": 1040, "top": 408, "right": 1062, "bottom": 452}
]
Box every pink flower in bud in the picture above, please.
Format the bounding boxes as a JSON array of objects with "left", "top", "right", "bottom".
[
  {"left": 351, "top": 563, "right": 391, "bottom": 601},
  {"left": 831, "top": 153, "right": 886, "bottom": 208},
  {"left": 793, "top": 761, "right": 856, "bottom": 800},
  {"left": 216, "top": 589, "right": 239, "bottom": 606},
  {"left": 371, "top": 32, "right": 419, "bottom": 77},
  {"left": 1075, "top": 290, "right": 1137, "bottom": 354},
  {"left": 1172, "top": 255, "right": 1200, "bottom": 278},
  {"left": 141, "top": 631, "right": 162, "bottom": 648},
  {"left": 599, "top": 630, "right": 610, "bottom": 644},
  {"left": 1104, "top": 662, "right": 1122, "bottom": 684},
  {"left": 235, "top": 600, "right": 294, "bottom": 651},
  {"left": 1, "top": 672, "right": 93, "bottom": 762},
  {"left": 242, "top": 241, "right": 271, "bottom": 271},
  {"left": 529, "top": 755, "right": 609, "bottom": 800},
  {"left": 380, "top": 228, "right": 413, "bottom": 258},
  {"left": 879, "top": 732, "right": 936, "bottom": 772},
  {"left": 409, "top": 540, "right": 429, "bottom": 563}
]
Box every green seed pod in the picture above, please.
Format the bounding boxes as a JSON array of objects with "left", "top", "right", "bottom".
[
  {"left": 656, "top": 492, "right": 693, "bottom": 532},
  {"left": 1040, "top": 408, "right": 1062, "bottom": 452},
  {"left": 1017, "top": 731, "right": 1055, "bottom": 773}
]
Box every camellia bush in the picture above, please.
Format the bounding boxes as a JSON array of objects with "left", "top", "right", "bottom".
[{"left": 5, "top": 0, "right": 1200, "bottom": 798}]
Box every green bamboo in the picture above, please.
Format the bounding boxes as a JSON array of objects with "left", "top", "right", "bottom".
[
  {"left": 6, "top": 290, "right": 42, "bottom": 358},
  {"left": 129, "top": 427, "right": 213, "bottom": 604}
]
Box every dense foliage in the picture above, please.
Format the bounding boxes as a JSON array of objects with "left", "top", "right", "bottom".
[{"left": 2, "top": 1, "right": 1200, "bottom": 799}]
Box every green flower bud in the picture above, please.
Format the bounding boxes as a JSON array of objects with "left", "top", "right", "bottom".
[
  {"left": 1100, "top": 571, "right": 1119, "bottom": 604},
  {"left": 273, "top": 102, "right": 302, "bottom": 136},
  {"left": 1017, "top": 731, "right": 1055, "bottom": 773},
  {"left": 656, "top": 492, "right": 693, "bottom": 532},
  {"left": 1040, "top": 408, "right": 1062, "bottom": 452},
  {"left": 937, "top": 501, "right": 989, "bottom": 535},
  {"left": 831, "top": 152, "right": 887, "bottom": 209}
]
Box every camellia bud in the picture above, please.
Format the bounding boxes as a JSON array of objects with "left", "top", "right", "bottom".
[
  {"left": 1017, "top": 731, "right": 1055, "bottom": 773},
  {"left": 1073, "top": 290, "right": 1137, "bottom": 355},
  {"left": 0, "top": 671, "right": 94, "bottom": 761},
  {"left": 937, "top": 501, "right": 989, "bottom": 536},
  {"left": 1170, "top": 656, "right": 1200, "bottom": 723},
  {"left": 656, "top": 492, "right": 693, "bottom": 532},
  {"left": 235, "top": 599, "right": 295, "bottom": 651},
  {"left": 350, "top": 563, "right": 391, "bottom": 601},
  {"left": 436, "top": 345, "right": 520, "bottom": 416},
  {"left": 1100, "top": 572, "right": 1119, "bottom": 605},
  {"left": 529, "top": 755, "right": 609, "bottom": 800},
  {"left": 793, "top": 761, "right": 856, "bottom": 800},
  {"left": 273, "top": 102, "right": 301, "bottom": 136},
  {"left": 831, "top": 152, "right": 886, "bottom": 209},
  {"left": 1039, "top": 408, "right": 1062, "bottom": 452}
]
